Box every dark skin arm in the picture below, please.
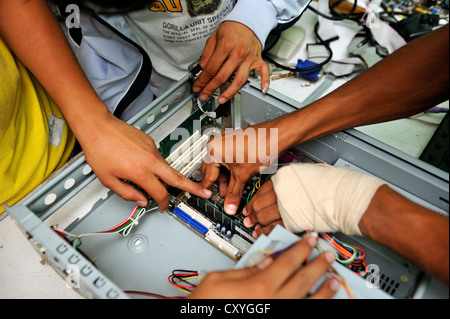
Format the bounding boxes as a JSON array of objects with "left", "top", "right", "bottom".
[
  {"left": 202, "top": 24, "right": 449, "bottom": 214},
  {"left": 359, "top": 185, "right": 449, "bottom": 285}
]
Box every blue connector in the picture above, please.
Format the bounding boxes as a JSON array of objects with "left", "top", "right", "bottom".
[
  {"left": 172, "top": 207, "right": 208, "bottom": 236},
  {"left": 296, "top": 59, "right": 322, "bottom": 82}
]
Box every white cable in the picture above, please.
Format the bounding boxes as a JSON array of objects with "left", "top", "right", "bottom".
[{"left": 196, "top": 92, "right": 220, "bottom": 118}]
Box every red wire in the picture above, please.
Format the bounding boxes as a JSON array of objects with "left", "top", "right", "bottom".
[
  {"left": 103, "top": 205, "right": 140, "bottom": 233},
  {"left": 168, "top": 274, "right": 197, "bottom": 289},
  {"left": 124, "top": 291, "right": 185, "bottom": 299}
]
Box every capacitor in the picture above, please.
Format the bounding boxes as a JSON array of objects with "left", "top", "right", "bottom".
[
  {"left": 226, "top": 230, "right": 232, "bottom": 240},
  {"left": 221, "top": 226, "right": 226, "bottom": 236}
]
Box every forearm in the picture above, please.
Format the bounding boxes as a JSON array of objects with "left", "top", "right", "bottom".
[
  {"left": 359, "top": 185, "right": 449, "bottom": 284},
  {"left": 0, "top": 0, "right": 110, "bottom": 139},
  {"left": 280, "top": 24, "right": 449, "bottom": 148}
]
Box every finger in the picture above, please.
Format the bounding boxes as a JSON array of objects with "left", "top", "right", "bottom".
[
  {"left": 193, "top": 35, "right": 217, "bottom": 93},
  {"left": 198, "top": 57, "right": 240, "bottom": 102},
  {"left": 255, "top": 60, "right": 270, "bottom": 93},
  {"left": 218, "top": 169, "right": 229, "bottom": 197},
  {"left": 104, "top": 177, "right": 149, "bottom": 207},
  {"left": 201, "top": 162, "right": 221, "bottom": 189},
  {"left": 281, "top": 251, "right": 336, "bottom": 298},
  {"left": 244, "top": 204, "right": 280, "bottom": 227},
  {"left": 260, "top": 237, "right": 317, "bottom": 288},
  {"left": 244, "top": 179, "right": 274, "bottom": 212},
  {"left": 158, "top": 163, "right": 212, "bottom": 200},
  {"left": 307, "top": 278, "right": 340, "bottom": 299},
  {"left": 247, "top": 202, "right": 280, "bottom": 227},
  {"left": 252, "top": 220, "right": 284, "bottom": 239},
  {"left": 219, "top": 57, "right": 269, "bottom": 103},
  {"left": 223, "top": 174, "right": 247, "bottom": 215},
  {"left": 199, "top": 33, "right": 217, "bottom": 67},
  {"left": 253, "top": 179, "right": 274, "bottom": 196},
  {"left": 194, "top": 49, "right": 232, "bottom": 100},
  {"left": 136, "top": 174, "right": 170, "bottom": 212},
  {"left": 217, "top": 63, "right": 251, "bottom": 104}
]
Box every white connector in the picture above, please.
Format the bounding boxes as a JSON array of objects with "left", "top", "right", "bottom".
[{"left": 205, "top": 230, "right": 240, "bottom": 259}]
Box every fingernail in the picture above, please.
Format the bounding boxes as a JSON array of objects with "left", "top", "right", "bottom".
[
  {"left": 225, "top": 204, "right": 237, "bottom": 214},
  {"left": 262, "top": 83, "right": 269, "bottom": 94},
  {"left": 242, "top": 207, "right": 248, "bottom": 216},
  {"left": 137, "top": 200, "right": 147, "bottom": 207},
  {"left": 192, "top": 86, "right": 200, "bottom": 93},
  {"left": 329, "top": 278, "right": 340, "bottom": 292},
  {"left": 325, "top": 251, "right": 336, "bottom": 263},
  {"left": 203, "top": 188, "right": 212, "bottom": 197},
  {"left": 256, "top": 257, "right": 273, "bottom": 270},
  {"left": 252, "top": 230, "right": 258, "bottom": 239},
  {"left": 307, "top": 236, "right": 317, "bottom": 247},
  {"left": 218, "top": 97, "right": 227, "bottom": 104},
  {"left": 244, "top": 217, "right": 251, "bottom": 228},
  {"left": 199, "top": 94, "right": 208, "bottom": 102}
]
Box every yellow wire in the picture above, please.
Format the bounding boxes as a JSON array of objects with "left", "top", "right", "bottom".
[
  {"left": 329, "top": 266, "right": 355, "bottom": 299},
  {"left": 175, "top": 286, "right": 192, "bottom": 295},
  {"left": 172, "top": 275, "right": 198, "bottom": 295}
]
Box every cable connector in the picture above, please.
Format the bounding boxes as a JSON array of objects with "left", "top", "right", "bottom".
[
  {"left": 189, "top": 64, "right": 203, "bottom": 81},
  {"left": 296, "top": 59, "right": 323, "bottom": 82}
]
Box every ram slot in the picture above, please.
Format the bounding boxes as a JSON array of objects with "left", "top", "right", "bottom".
[{"left": 176, "top": 203, "right": 213, "bottom": 231}]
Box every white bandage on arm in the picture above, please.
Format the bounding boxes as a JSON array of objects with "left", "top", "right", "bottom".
[{"left": 271, "top": 163, "right": 387, "bottom": 235}]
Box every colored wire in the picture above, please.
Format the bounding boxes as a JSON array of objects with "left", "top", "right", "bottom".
[
  {"left": 328, "top": 266, "right": 355, "bottom": 299},
  {"left": 53, "top": 202, "right": 158, "bottom": 248},
  {"left": 168, "top": 269, "right": 199, "bottom": 295},
  {"left": 319, "top": 233, "right": 367, "bottom": 275},
  {"left": 246, "top": 175, "right": 261, "bottom": 203},
  {"left": 124, "top": 291, "right": 186, "bottom": 299}
]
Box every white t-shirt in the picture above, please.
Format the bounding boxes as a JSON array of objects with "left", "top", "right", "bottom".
[{"left": 125, "top": 0, "right": 236, "bottom": 96}]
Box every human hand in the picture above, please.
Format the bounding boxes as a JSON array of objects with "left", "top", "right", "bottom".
[
  {"left": 242, "top": 180, "right": 284, "bottom": 239},
  {"left": 201, "top": 122, "right": 281, "bottom": 215},
  {"left": 189, "top": 237, "right": 339, "bottom": 299},
  {"left": 192, "top": 21, "right": 270, "bottom": 104},
  {"left": 78, "top": 113, "right": 211, "bottom": 211}
]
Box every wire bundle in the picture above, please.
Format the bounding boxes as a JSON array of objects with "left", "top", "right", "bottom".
[
  {"left": 53, "top": 202, "right": 158, "bottom": 248},
  {"left": 319, "top": 233, "right": 367, "bottom": 275},
  {"left": 168, "top": 269, "right": 199, "bottom": 295}
]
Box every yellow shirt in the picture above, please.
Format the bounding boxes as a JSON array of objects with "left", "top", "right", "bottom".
[{"left": 0, "top": 38, "right": 75, "bottom": 214}]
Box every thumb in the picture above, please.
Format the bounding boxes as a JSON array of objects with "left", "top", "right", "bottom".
[{"left": 223, "top": 175, "right": 247, "bottom": 215}]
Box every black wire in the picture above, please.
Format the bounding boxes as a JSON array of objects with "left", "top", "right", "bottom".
[
  {"left": 171, "top": 269, "right": 199, "bottom": 288},
  {"left": 263, "top": 21, "right": 333, "bottom": 73},
  {"left": 307, "top": 0, "right": 358, "bottom": 21},
  {"left": 264, "top": 0, "right": 406, "bottom": 74}
]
